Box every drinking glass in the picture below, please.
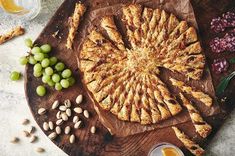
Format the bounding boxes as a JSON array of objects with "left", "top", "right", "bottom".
[
  {"left": 148, "top": 142, "right": 184, "bottom": 156},
  {"left": 0, "top": 0, "right": 41, "bottom": 20}
]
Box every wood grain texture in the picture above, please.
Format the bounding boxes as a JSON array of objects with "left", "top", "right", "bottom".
[{"left": 24, "top": 0, "right": 235, "bottom": 156}]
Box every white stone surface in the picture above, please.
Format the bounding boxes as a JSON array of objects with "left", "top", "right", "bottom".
[
  {"left": 0, "top": 0, "right": 66, "bottom": 156},
  {"left": 0, "top": 0, "right": 234, "bottom": 156}
]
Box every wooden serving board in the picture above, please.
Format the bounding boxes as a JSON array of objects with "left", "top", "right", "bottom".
[{"left": 25, "top": 0, "right": 235, "bottom": 155}]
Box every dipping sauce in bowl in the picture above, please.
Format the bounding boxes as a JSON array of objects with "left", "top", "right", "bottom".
[{"left": 148, "top": 142, "right": 184, "bottom": 156}]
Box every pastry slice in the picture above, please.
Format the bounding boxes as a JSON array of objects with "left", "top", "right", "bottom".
[
  {"left": 128, "top": 4, "right": 142, "bottom": 45},
  {"left": 180, "top": 41, "right": 202, "bottom": 55},
  {"left": 168, "top": 21, "right": 188, "bottom": 41},
  {"left": 148, "top": 98, "right": 161, "bottom": 123},
  {"left": 88, "top": 30, "right": 119, "bottom": 52},
  {"left": 109, "top": 72, "right": 132, "bottom": 114},
  {"left": 100, "top": 95, "right": 113, "bottom": 110},
  {"left": 133, "top": 78, "right": 152, "bottom": 124},
  {"left": 156, "top": 10, "right": 169, "bottom": 33},
  {"left": 146, "top": 75, "right": 172, "bottom": 120},
  {"left": 147, "top": 79, "right": 171, "bottom": 120},
  {"left": 141, "top": 7, "right": 153, "bottom": 41},
  {"left": 146, "top": 8, "right": 161, "bottom": 45},
  {"left": 130, "top": 102, "right": 141, "bottom": 123},
  {"left": 140, "top": 89, "right": 153, "bottom": 125},
  {"left": 66, "top": 3, "right": 86, "bottom": 49},
  {"left": 140, "top": 107, "right": 152, "bottom": 125},
  {"left": 110, "top": 88, "right": 126, "bottom": 115},
  {"left": 163, "top": 53, "right": 205, "bottom": 79},
  {"left": 101, "top": 16, "right": 126, "bottom": 51},
  {"left": 167, "top": 27, "right": 198, "bottom": 53},
  {"left": 154, "top": 11, "right": 177, "bottom": 48},
  {"left": 149, "top": 75, "right": 182, "bottom": 116},
  {"left": 154, "top": 25, "right": 168, "bottom": 48},
  {"left": 0, "top": 26, "right": 24, "bottom": 45},
  {"left": 122, "top": 5, "right": 138, "bottom": 49},
  {"left": 153, "top": 89, "right": 172, "bottom": 120},
  {"left": 117, "top": 77, "right": 136, "bottom": 121},
  {"left": 158, "top": 21, "right": 189, "bottom": 56},
  {"left": 172, "top": 126, "right": 205, "bottom": 156},
  {"left": 151, "top": 10, "right": 169, "bottom": 46},
  {"left": 131, "top": 83, "right": 142, "bottom": 123},
  {"left": 180, "top": 93, "right": 212, "bottom": 138},
  {"left": 164, "top": 41, "right": 202, "bottom": 59},
  {"left": 167, "top": 14, "right": 180, "bottom": 34},
  {"left": 94, "top": 83, "right": 113, "bottom": 102},
  {"left": 80, "top": 60, "right": 98, "bottom": 72},
  {"left": 157, "top": 84, "right": 182, "bottom": 116},
  {"left": 174, "top": 54, "right": 205, "bottom": 69},
  {"left": 81, "top": 37, "right": 125, "bottom": 64},
  {"left": 170, "top": 78, "right": 213, "bottom": 107},
  {"left": 118, "top": 93, "right": 131, "bottom": 121}
]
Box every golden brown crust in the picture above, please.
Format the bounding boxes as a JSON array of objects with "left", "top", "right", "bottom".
[
  {"left": 167, "top": 14, "right": 180, "bottom": 34},
  {"left": 141, "top": 8, "right": 153, "bottom": 41},
  {"left": 0, "top": 26, "right": 24, "bottom": 45},
  {"left": 172, "top": 126, "right": 205, "bottom": 156},
  {"left": 157, "top": 84, "right": 182, "bottom": 116},
  {"left": 170, "top": 78, "right": 213, "bottom": 107},
  {"left": 66, "top": 3, "right": 86, "bottom": 49},
  {"left": 180, "top": 93, "right": 212, "bottom": 138},
  {"left": 101, "top": 16, "right": 126, "bottom": 51},
  {"left": 79, "top": 4, "right": 206, "bottom": 125}
]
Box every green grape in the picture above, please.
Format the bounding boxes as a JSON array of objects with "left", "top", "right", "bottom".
[
  {"left": 19, "top": 56, "right": 28, "bottom": 65},
  {"left": 10, "top": 71, "right": 21, "bottom": 81},
  {"left": 42, "top": 69, "right": 46, "bottom": 76},
  {"left": 28, "top": 56, "right": 37, "bottom": 65},
  {"left": 33, "top": 71, "right": 42, "bottom": 78},
  {"left": 49, "top": 57, "right": 57, "bottom": 66},
  {"left": 31, "top": 47, "right": 41, "bottom": 54},
  {"left": 47, "top": 80, "right": 55, "bottom": 87},
  {"left": 55, "top": 83, "right": 62, "bottom": 91},
  {"left": 42, "top": 75, "right": 51, "bottom": 83},
  {"left": 55, "top": 62, "right": 65, "bottom": 72},
  {"left": 67, "top": 77, "right": 75, "bottom": 86},
  {"left": 45, "top": 67, "right": 53, "bottom": 76},
  {"left": 34, "top": 52, "right": 44, "bottom": 61},
  {"left": 52, "top": 74, "right": 60, "bottom": 83},
  {"left": 62, "top": 69, "right": 72, "bottom": 78},
  {"left": 44, "top": 53, "right": 49, "bottom": 58},
  {"left": 40, "top": 44, "right": 52, "bottom": 53},
  {"left": 33, "top": 63, "right": 42, "bottom": 72},
  {"left": 36, "top": 85, "right": 46, "bottom": 96},
  {"left": 60, "top": 79, "right": 69, "bottom": 88},
  {"left": 24, "top": 38, "right": 33, "bottom": 48},
  {"left": 41, "top": 58, "right": 50, "bottom": 68}
]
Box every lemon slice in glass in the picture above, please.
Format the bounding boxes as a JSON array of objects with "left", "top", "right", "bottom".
[
  {"left": 162, "top": 147, "right": 180, "bottom": 156},
  {"left": 0, "top": 0, "right": 25, "bottom": 13}
]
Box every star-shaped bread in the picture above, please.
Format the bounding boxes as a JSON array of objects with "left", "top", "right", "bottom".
[{"left": 79, "top": 4, "right": 206, "bottom": 125}]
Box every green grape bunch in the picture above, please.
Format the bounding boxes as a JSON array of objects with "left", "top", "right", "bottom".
[{"left": 16, "top": 38, "right": 76, "bottom": 96}]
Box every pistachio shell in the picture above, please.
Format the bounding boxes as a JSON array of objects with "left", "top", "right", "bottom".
[
  {"left": 43, "top": 122, "right": 49, "bottom": 131},
  {"left": 74, "top": 107, "right": 83, "bottom": 114},
  {"left": 38, "top": 108, "right": 46, "bottom": 115},
  {"left": 52, "top": 100, "right": 59, "bottom": 109},
  {"left": 76, "top": 94, "right": 83, "bottom": 104},
  {"left": 69, "top": 134, "right": 75, "bottom": 143},
  {"left": 83, "top": 110, "right": 89, "bottom": 118}
]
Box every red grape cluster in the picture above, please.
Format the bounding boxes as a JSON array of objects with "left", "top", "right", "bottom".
[
  {"left": 210, "top": 12, "right": 235, "bottom": 74},
  {"left": 211, "top": 58, "right": 229, "bottom": 74},
  {"left": 211, "top": 11, "right": 235, "bottom": 33},
  {"left": 210, "top": 29, "right": 235, "bottom": 53}
]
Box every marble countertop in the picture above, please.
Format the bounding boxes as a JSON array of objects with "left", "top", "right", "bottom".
[{"left": 0, "top": 0, "right": 234, "bottom": 155}]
